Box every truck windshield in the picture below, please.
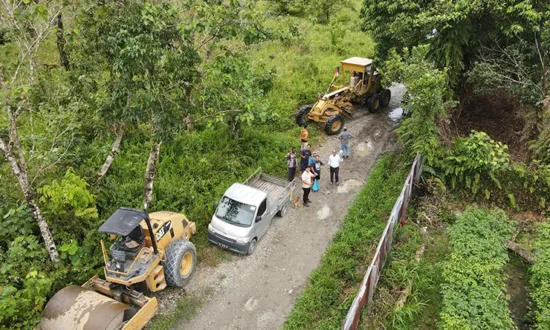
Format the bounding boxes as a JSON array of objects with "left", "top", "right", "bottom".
[{"left": 215, "top": 196, "right": 256, "bottom": 227}]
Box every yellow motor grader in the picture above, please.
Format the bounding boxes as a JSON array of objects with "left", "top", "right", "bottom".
[
  {"left": 41, "top": 208, "right": 197, "bottom": 330},
  {"left": 296, "top": 57, "right": 391, "bottom": 135}
]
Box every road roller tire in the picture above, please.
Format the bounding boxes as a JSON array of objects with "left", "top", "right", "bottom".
[
  {"left": 165, "top": 239, "right": 197, "bottom": 287},
  {"left": 324, "top": 115, "right": 344, "bottom": 135},
  {"left": 367, "top": 94, "right": 381, "bottom": 113},
  {"left": 296, "top": 105, "right": 312, "bottom": 126},
  {"left": 380, "top": 89, "right": 391, "bottom": 108}
]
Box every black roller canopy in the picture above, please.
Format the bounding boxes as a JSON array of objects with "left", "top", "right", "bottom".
[{"left": 98, "top": 208, "right": 147, "bottom": 236}]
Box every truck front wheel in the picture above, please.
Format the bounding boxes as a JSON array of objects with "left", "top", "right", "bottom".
[{"left": 247, "top": 239, "right": 257, "bottom": 255}]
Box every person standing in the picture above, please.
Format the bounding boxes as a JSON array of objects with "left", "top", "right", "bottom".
[
  {"left": 286, "top": 147, "right": 297, "bottom": 181},
  {"left": 300, "top": 144, "right": 312, "bottom": 172},
  {"left": 313, "top": 155, "right": 324, "bottom": 180},
  {"left": 300, "top": 125, "right": 309, "bottom": 150},
  {"left": 338, "top": 127, "right": 353, "bottom": 159},
  {"left": 328, "top": 149, "right": 343, "bottom": 185},
  {"left": 301, "top": 166, "right": 316, "bottom": 207}
]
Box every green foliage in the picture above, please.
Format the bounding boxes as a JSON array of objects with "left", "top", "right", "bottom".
[
  {"left": 440, "top": 208, "right": 516, "bottom": 330},
  {"left": 72, "top": 0, "right": 200, "bottom": 138},
  {"left": 361, "top": 0, "right": 541, "bottom": 87},
  {"left": 530, "top": 221, "right": 550, "bottom": 329},
  {"left": 444, "top": 131, "right": 510, "bottom": 194},
  {"left": 284, "top": 155, "right": 407, "bottom": 329},
  {"left": 39, "top": 168, "right": 98, "bottom": 237},
  {"left": 384, "top": 46, "right": 449, "bottom": 162},
  {"left": 0, "top": 236, "right": 52, "bottom": 330},
  {"left": 362, "top": 227, "right": 450, "bottom": 330}
]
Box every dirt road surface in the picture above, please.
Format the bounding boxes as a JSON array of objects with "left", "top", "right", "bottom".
[{"left": 158, "top": 85, "right": 405, "bottom": 330}]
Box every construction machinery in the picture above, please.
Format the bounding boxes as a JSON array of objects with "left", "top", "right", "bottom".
[
  {"left": 296, "top": 57, "right": 391, "bottom": 135},
  {"left": 41, "top": 208, "right": 197, "bottom": 330}
]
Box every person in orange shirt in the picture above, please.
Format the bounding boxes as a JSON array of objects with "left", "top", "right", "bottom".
[{"left": 300, "top": 124, "right": 309, "bottom": 150}]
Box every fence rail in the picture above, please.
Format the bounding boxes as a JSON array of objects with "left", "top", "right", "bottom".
[{"left": 342, "top": 154, "right": 423, "bottom": 330}]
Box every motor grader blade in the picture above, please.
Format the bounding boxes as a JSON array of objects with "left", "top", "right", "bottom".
[{"left": 41, "top": 277, "right": 158, "bottom": 330}]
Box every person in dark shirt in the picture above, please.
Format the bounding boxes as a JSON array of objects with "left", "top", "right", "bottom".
[
  {"left": 313, "top": 155, "right": 324, "bottom": 180},
  {"left": 300, "top": 144, "right": 312, "bottom": 172}
]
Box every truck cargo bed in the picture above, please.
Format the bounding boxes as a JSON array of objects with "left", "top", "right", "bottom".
[{"left": 249, "top": 174, "right": 287, "bottom": 205}]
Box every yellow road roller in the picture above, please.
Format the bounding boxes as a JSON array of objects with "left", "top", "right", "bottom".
[{"left": 41, "top": 207, "right": 197, "bottom": 330}]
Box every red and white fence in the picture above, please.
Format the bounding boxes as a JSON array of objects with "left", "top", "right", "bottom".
[{"left": 342, "top": 154, "right": 423, "bottom": 330}]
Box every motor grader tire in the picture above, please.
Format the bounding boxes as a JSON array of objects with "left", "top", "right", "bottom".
[
  {"left": 324, "top": 115, "right": 344, "bottom": 135},
  {"left": 367, "top": 94, "right": 381, "bottom": 113},
  {"left": 380, "top": 89, "right": 391, "bottom": 108},
  {"left": 165, "top": 239, "right": 197, "bottom": 287},
  {"left": 296, "top": 105, "right": 312, "bottom": 126}
]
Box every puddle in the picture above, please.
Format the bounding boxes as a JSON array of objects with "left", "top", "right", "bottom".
[
  {"left": 388, "top": 107, "right": 404, "bottom": 123},
  {"left": 355, "top": 140, "right": 373, "bottom": 157},
  {"left": 336, "top": 183, "right": 348, "bottom": 194},
  {"left": 317, "top": 205, "right": 332, "bottom": 220},
  {"left": 345, "top": 179, "right": 363, "bottom": 190}
]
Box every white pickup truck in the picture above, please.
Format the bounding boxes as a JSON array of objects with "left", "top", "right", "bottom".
[{"left": 207, "top": 168, "right": 295, "bottom": 254}]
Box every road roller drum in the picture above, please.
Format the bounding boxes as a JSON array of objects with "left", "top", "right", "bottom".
[{"left": 41, "top": 286, "right": 136, "bottom": 330}]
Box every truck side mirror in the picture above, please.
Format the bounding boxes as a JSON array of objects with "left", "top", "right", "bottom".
[
  {"left": 215, "top": 201, "right": 219, "bottom": 207},
  {"left": 256, "top": 215, "right": 262, "bottom": 222}
]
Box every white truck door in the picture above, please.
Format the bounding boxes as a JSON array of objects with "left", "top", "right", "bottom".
[{"left": 254, "top": 198, "right": 270, "bottom": 239}]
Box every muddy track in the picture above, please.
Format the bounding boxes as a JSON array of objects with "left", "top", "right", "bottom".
[{"left": 156, "top": 85, "right": 406, "bottom": 330}]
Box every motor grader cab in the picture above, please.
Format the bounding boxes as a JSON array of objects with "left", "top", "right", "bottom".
[
  {"left": 41, "top": 208, "right": 197, "bottom": 330},
  {"left": 296, "top": 57, "right": 391, "bottom": 135}
]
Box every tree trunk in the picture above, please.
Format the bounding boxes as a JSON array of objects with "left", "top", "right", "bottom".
[
  {"left": 143, "top": 140, "right": 162, "bottom": 209},
  {"left": 98, "top": 124, "right": 125, "bottom": 180},
  {"left": 56, "top": 13, "right": 70, "bottom": 71},
  {"left": 0, "top": 138, "right": 60, "bottom": 262}
]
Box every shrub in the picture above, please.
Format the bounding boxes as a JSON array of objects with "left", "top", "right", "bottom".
[{"left": 440, "top": 208, "right": 515, "bottom": 330}]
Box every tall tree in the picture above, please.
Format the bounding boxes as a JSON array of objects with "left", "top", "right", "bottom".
[
  {"left": 0, "top": 0, "right": 66, "bottom": 262},
  {"left": 361, "top": 0, "right": 540, "bottom": 88},
  {"left": 73, "top": 1, "right": 200, "bottom": 207}
]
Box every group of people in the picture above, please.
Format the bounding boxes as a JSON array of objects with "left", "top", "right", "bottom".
[{"left": 286, "top": 124, "right": 354, "bottom": 207}]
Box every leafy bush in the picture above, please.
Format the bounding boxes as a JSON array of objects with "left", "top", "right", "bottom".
[
  {"left": 443, "top": 131, "right": 510, "bottom": 196},
  {"left": 530, "top": 221, "right": 550, "bottom": 329},
  {"left": 440, "top": 208, "right": 515, "bottom": 330},
  {"left": 283, "top": 155, "right": 407, "bottom": 329}
]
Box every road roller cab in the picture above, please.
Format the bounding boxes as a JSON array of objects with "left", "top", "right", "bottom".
[{"left": 41, "top": 208, "right": 198, "bottom": 330}]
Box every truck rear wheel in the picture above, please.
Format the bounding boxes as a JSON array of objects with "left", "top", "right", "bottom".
[
  {"left": 367, "top": 94, "right": 381, "bottom": 113},
  {"left": 296, "top": 105, "right": 312, "bottom": 126},
  {"left": 165, "top": 239, "right": 197, "bottom": 287},
  {"left": 277, "top": 203, "right": 288, "bottom": 217},
  {"left": 324, "top": 115, "right": 344, "bottom": 135}
]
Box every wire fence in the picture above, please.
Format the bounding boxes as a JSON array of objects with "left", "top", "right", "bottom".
[{"left": 342, "top": 154, "right": 423, "bottom": 330}]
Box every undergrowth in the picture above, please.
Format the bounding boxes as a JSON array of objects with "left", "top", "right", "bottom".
[
  {"left": 530, "top": 221, "right": 550, "bottom": 329},
  {"left": 440, "top": 207, "right": 516, "bottom": 330},
  {"left": 361, "top": 224, "right": 449, "bottom": 330},
  {"left": 283, "top": 154, "right": 407, "bottom": 330}
]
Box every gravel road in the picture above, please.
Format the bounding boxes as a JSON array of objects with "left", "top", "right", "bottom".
[{"left": 157, "top": 84, "right": 405, "bottom": 330}]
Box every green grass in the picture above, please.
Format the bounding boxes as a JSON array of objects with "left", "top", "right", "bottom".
[
  {"left": 440, "top": 207, "right": 516, "bottom": 330},
  {"left": 530, "top": 221, "right": 550, "bottom": 329},
  {"left": 282, "top": 154, "right": 408, "bottom": 330},
  {"left": 148, "top": 288, "right": 210, "bottom": 330},
  {"left": 360, "top": 224, "right": 449, "bottom": 330}
]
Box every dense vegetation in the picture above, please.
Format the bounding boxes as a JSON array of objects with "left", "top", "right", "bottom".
[
  {"left": 362, "top": 0, "right": 550, "bottom": 211},
  {"left": 283, "top": 155, "right": 407, "bottom": 329},
  {"left": 531, "top": 222, "right": 550, "bottom": 329},
  {"left": 0, "top": 0, "right": 377, "bottom": 327},
  {"left": 440, "top": 208, "right": 516, "bottom": 329}
]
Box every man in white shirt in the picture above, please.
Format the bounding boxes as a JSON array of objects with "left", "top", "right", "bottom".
[
  {"left": 328, "top": 149, "right": 343, "bottom": 185},
  {"left": 301, "top": 166, "right": 316, "bottom": 207}
]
